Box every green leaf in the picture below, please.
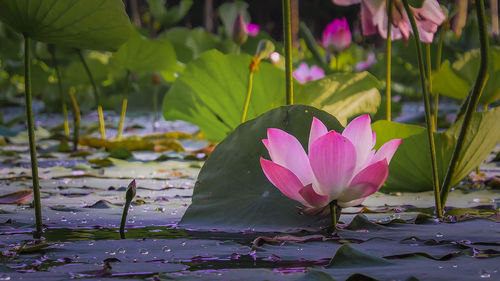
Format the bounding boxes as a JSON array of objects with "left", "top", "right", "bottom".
[
  {"left": 180, "top": 105, "right": 343, "bottom": 230},
  {"left": 375, "top": 107, "right": 500, "bottom": 192},
  {"left": 162, "top": 50, "right": 288, "bottom": 142},
  {"left": 0, "top": 0, "right": 131, "bottom": 51},
  {"left": 295, "top": 72, "right": 382, "bottom": 126},
  {"left": 149, "top": 0, "right": 193, "bottom": 27},
  {"left": 327, "top": 244, "right": 393, "bottom": 268},
  {"left": 432, "top": 46, "right": 500, "bottom": 105},
  {"left": 159, "top": 27, "right": 194, "bottom": 63},
  {"left": 114, "top": 29, "right": 177, "bottom": 73},
  {"left": 108, "top": 147, "right": 133, "bottom": 160}
]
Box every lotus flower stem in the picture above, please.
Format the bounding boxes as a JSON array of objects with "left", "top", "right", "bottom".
[
  {"left": 120, "top": 180, "right": 136, "bottom": 239},
  {"left": 440, "top": 0, "right": 489, "bottom": 208},
  {"left": 49, "top": 46, "right": 69, "bottom": 137},
  {"left": 69, "top": 89, "right": 80, "bottom": 151},
  {"left": 425, "top": 44, "right": 435, "bottom": 131},
  {"left": 283, "top": 0, "right": 293, "bottom": 105},
  {"left": 329, "top": 200, "right": 338, "bottom": 231},
  {"left": 23, "top": 35, "right": 43, "bottom": 238},
  {"left": 402, "top": 0, "right": 442, "bottom": 218},
  {"left": 241, "top": 60, "right": 257, "bottom": 123},
  {"left": 77, "top": 49, "right": 106, "bottom": 139},
  {"left": 299, "top": 22, "right": 328, "bottom": 71},
  {"left": 117, "top": 70, "right": 130, "bottom": 138},
  {"left": 434, "top": 28, "right": 445, "bottom": 129},
  {"left": 385, "top": 0, "right": 393, "bottom": 121}
]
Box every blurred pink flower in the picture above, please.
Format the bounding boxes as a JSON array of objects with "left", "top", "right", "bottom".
[
  {"left": 355, "top": 52, "right": 376, "bottom": 71},
  {"left": 322, "top": 18, "right": 352, "bottom": 52},
  {"left": 247, "top": 23, "right": 260, "bottom": 36},
  {"left": 269, "top": 52, "right": 281, "bottom": 64},
  {"left": 333, "top": 0, "right": 445, "bottom": 43},
  {"left": 260, "top": 115, "right": 402, "bottom": 209},
  {"left": 293, "top": 62, "right": 325, "bottom": 83}
]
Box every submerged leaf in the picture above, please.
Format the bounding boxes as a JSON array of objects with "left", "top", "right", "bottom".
[{"left": 0, "top": 190, "right": 33, "bottom": 204}]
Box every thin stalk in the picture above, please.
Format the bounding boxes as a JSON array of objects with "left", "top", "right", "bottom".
[
  {"left": 426, "top": 43, "right": 435, "bottom": 131},
  {"left": 298, "top": 22, "right": 328, "bottom": 71},
  {"left": 50, "top": 47, "right": 69, "bottom": 137},
  {"left": 69, "top": 90, "right": 80, "bottom": 151},
  {"left": 240, "top": 71, "right": 254, "bottom": 123},
  {"left": 434, "top": 29, "right": 445, "bottom": 128},
  {"left": 283, "top": 0, "right": 293, "bottom": 105},
  {"left": 120, "top": 180, "right": 136, "bottom": 239},
  {"left": 77, "top": 49, "right": 105, "bottom": 139},
  {"left": 440, "top": 0, "right": 489, "bottom": 209},
  {"left": 386, "top": 0, "right": 393, "bottom": 121},
  {"left": 402, "top": 0, "right": 442, "bottom": 218},
  {"left": 117, "top": 70, "right": 130, "bottom": 138},
  {"left": 24, "top": 35, "right": 43, "bottom": 238},
  {"left": 329, "top": 200, "right": 338, "bottom": 232},
  {"left": 153, "top": 85, "right": 159, "bottom": 131}
]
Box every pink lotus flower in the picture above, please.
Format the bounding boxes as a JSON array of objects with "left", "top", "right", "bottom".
[
  {"left": 260, "top": 115, "right": 402, "bottom": 209},
  {"left": 322, "top": 18, "right": 352, "bottom": 52},
  {"left": 333, "top": 0, "right": 445, "bottom": 43},
  {"left": 293, "top": 62, "right": 325, "bottom": 83},
  {"left": 247, "top": 23, "right": 260, "bottom": 36}
]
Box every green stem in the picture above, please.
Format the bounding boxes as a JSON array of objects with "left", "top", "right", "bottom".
[
  {"left": 298, "top": 22, "right": 328, "bottom": 71},
  {"left": 69, "top": 90, "right": 80, "bottom": 151},
  {"left": 440, "top": 0, "right": 489, "bottom": 209},
  {"left": 117, "top": 70, "right": 130, "bottom": 138},
  {"left": 240, "top": 71, "right": 254, "bottom": 123},
  {"left": 50, "top": 47, "right": 69, "bottom": 137},
  {"left": 402, "top": 0, "right": 442, "bottom": 218},
  {"left": 24, "top": 35, "right": 43, "bottom": 239},
  {"left": 283, "top": 0, "right": 293, "bottom": 105},
  {"left": 153, "top": 85, "right": 159, "bottom": 131},
  {"left": 386, "top": 0, "right": 393, "bottom": 121},
  {"left": 77, "top": 49, "right": 105, "bottom": 139},
  {"left": 426, "top": 43, "right": 435, "bottom": 131},
  {"left": 434, "top": 29, "right": 444, "bottom": 129},
  {"left": 329, "top": 200, "right": 338, "bottom": 232}
]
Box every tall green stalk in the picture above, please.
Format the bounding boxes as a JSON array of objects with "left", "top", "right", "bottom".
[
  {"left": 402, "top": 0, "right": 442, "bottom": 218},
  {"left": 426, "top": 43, "right": 435, "bottom": 131},
  {"left": 24, "top": 35, "right": 43, "bottom": 238},
  {"left": 49, "top": 46, "right": 69, "bottom": 137},
  {"left": 283, "top": 0, "right": 293, "bottom": 105},
  {"left": 120, "top": 180, "right": 136, "bottom": 239},
  {"left": 117, "top": 70, "right": 130, "bottom": 138},
  {"left": 77, "top": 49, "right": 106, "bottom": 139},
  {"left": 69, "top": 89, "right": 80, "bottom": 151},
  {"left": 386, "top": 0, "right": 393, "bottom": 121},
  {"left": 240, "top": 71, "right": 254, "bottom": 123},
  {"left": 434, "top": 28, "right": 445, "bottom": 129},
  {"left": 440, "top": 0, "right": 489, "bottom": 208},
  {"left": 329, "top": 200, "right": 338, "bottom": 232}
]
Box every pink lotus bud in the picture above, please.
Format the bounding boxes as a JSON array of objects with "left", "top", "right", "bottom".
[
  {"left": 247, "top": 23, "right": 260, "bottom": 36},
  {"left": 322, "top": 18, "right": 352, "bottom": 53},
  {"left": 232, "top": 13, "right": 248, "bottom": 45},
  {"left": 355, "top": 52, "right": 376, "bottom": 71}
]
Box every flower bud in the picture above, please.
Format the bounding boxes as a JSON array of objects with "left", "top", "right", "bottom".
[
  {"left": 125, "top": 179, "right": 136, "bottom": 203},
  {"left": 255, "top": 40, "right": 275, "bottom": 60},
  {"left": 232, "top": 13, "right": 248, "bottom": 45},
  {"left": 322, "top": 18, "right": 352, "bottom": 53}
]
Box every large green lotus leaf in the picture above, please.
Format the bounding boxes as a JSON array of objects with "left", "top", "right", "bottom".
[
  {"left": 376, "top": 106, "right": 500, "bottom": 192},
  {"left": 158, "top": 27, "right": 219, "bottom": 63},
  {"left": 162, "top": 50, "right": 287, "bottom": 142},
  {"left": 180, "top": 105, "right": 343, "bottom": 231},
  {"left": 432, "top": 46, "right": 500, "bottom": 105},
  {"left": 296, "top": 72, "right": 381, "bottom": 126},
  {"left": 0, "top": 0, "right": 131, "bottom": 52},
  {"left": 113, "top": 29, "right": 177, "bottom": 73}
]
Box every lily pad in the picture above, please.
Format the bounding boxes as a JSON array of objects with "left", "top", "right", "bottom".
[
  {"left": 0, "top": 0, "right": 131, "bottom": 51},
  {"left": 432, "top": 46, "right": 500, "bottom": 105},
  {"left": 180, "top": 105, "right": 343, "bottom": 231},
  {"left": 373, "top": 106, "right": 500, "bottom": 192},
  {"left": 296, "top": 72, "right": 382, "bottom": 126},
  {"left": 162, "top": 50, "right": 288, "bottom": 142}
]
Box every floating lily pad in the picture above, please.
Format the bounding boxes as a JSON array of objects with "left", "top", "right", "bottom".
[
  {"left": 0, "top": 0, "right": 131, "bottom": 51},
  {"left": 180, "top": 105, "right": 343, "bottom": 231}
]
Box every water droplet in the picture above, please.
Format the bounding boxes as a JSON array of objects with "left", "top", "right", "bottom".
[
  {"left": 453, "top": 264, "right": 458, "bottom": 268},
  {"left": 107, "top": 251, "right": 116, "bottom": 256},
  {"left": 180, "top": 242, "right": 186, "bottom": 246},
  {"left": 60, "top": 217, "right": 67, "bottom": 222},
  {"left": 128, "top": 219, "right": 135, "bottom": 223},
  {"left": 162, "top": 246, "right": 171, "bottom": 253},
  {"left": 80, "top": 219, "right": 87, "bottom": 224},
  {"left": 139, "top": 249, "right": 149, "bottom": 255},
  {"left": 88, "top": 241, "right": 95, "bottom": 246},
  {"left": 117, "top": 248, "right": 126, "bottom": 254},
  {"left": 436, "top": 232, "right": 444, "bottom": 238},
  {"left": 0, "top": 274, "right": 11, "bottom": 280},
  {"left": 480, "top": 270, "right": 491, "bottom": 278}
]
